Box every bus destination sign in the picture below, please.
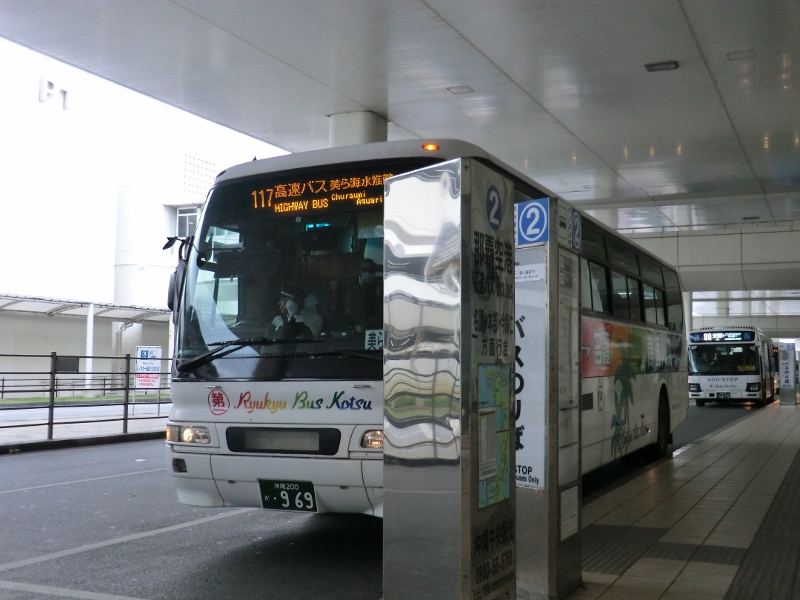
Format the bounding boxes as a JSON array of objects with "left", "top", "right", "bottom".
[
  {"left": 689, "top": 330, "right": 755, "bottom": 343},
  {"left": 250, "top": 170, "right": 393, "bottom": 215}
]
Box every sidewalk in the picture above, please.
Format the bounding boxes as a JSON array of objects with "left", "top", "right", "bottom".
[
  {"left": 571, "top": 401, "right": 800, "bottom": 600},
  {"left": 0, "top": 409, "right": 167, "bottom": 454}
]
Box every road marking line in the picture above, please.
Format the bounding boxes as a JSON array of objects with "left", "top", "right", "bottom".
[
  {"left": 0, "top": 578, "right": 146, "bottom": 599},
  {"left": 0, "top": 469, "right": 167, "bottom": 495},
  {"left": 0, "top": 508, "right": 254, "bottom": 573}
]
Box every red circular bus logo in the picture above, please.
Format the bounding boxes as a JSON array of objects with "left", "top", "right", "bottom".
[{"left": 208, "top": 389, "right": 230, "bottom": 415}]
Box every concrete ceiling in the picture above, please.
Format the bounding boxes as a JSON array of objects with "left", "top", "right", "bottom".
[{"left": 2, "top": 0, "right": 800, "bottom": 331}]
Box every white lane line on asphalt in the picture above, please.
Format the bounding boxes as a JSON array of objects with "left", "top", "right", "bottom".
[
  {"left": 0, "top": 507, "right": 255, "bottom": 573},
  {"left": 0, "top": 578, "right": 146, "bottom": 599},
  {"left": 0, "top": 468, "right": 167, "bottom": 495}
]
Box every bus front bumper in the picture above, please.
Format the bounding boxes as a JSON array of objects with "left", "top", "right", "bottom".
[
  {"left": 690, "top": 391, "right": 761, "bottom": 401},
  {"left": 166, "top": 446, "right": 383, "bottom": 517}
]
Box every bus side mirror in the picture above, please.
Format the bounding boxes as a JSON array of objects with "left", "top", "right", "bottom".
[{"left": 165, "top": 236, "right": 192, "bottom": 325}]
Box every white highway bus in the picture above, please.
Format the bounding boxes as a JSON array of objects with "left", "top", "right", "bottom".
[
  {"left": 688, "top": 326, "right": 777, "bottom": 406},
  {"left": 164, "top": 139, "right": 687, "bottom": 516}
]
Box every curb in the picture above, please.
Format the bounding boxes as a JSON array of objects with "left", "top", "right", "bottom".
[{"left": 0, "top": 431, "right": 166, "bottom": 455}]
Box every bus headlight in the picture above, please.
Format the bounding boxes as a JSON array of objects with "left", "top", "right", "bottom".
[
  {"left": 361, "top": 430, "right": 384, "bottom": 449},
  {"left": 689, "top": 383, "right": 701, "bottom": 392},
  {"left": 746, "top": 382, "right": 761, "bottom": 392},
  {"left": 167, "top": 425, "right": 212, "bottom": 444}
]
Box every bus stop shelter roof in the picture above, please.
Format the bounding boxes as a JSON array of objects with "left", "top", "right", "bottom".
[{"left": 0, "top": 294, "right": 171, "bottom": 324}]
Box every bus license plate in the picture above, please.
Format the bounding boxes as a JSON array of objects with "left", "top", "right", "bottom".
[
  {"left": 259, "top": 479, "right": 317, "bottom": 512},
  {"left": 717, "top": 392, "right": 731, "bottom": 399}
]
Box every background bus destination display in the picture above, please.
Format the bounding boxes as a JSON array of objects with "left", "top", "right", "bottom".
[
  {"left": 250, "top": 168, "right": 393, "bottom": 214},
  {"left": 689, "top": 330, "right": 755, "bottom": 343}
]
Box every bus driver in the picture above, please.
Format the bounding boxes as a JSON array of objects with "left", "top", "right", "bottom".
[{"left": 270, "top": 285, "right": 313, "bottom": 340}]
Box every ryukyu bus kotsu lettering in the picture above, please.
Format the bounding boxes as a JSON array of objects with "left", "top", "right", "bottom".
[{"left": 207, "top": 389, "right": 374, "bottom": 416}]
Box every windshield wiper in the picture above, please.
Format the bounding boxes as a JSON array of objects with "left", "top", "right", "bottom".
[
  {"left": 261, "top": 349, "right": 383, "bottom": 361},
  {"left": 177, "top": 338, "right": 275, "bottom": 373}
]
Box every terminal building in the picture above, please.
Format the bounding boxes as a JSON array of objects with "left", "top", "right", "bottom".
[{"left": 0, "top": 37, "right": 285, "bottom": 368}]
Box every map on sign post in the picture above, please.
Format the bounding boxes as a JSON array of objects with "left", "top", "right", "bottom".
[{"left": 477, "top": 364, "right": 512, "bottom": 508}]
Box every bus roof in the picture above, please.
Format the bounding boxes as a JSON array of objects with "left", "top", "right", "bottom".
[
  {"left": 210, "top": 138, "right": 680, "bottom": 283},
  {"left": 214, "top": 138, "right": 551, "bottom": 195}
]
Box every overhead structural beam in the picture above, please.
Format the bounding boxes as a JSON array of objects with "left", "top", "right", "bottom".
[
  {"left": 691, "top": 314, "right": 800, "bottom": 339},
  {"left": 692, "top": 295, "right": 800, "bottom": 303},
  {"left": 329, "top": 111, "right": 388, "bottom": 147},
  {"left": 46, "top": 303, "right": 82, "bottom": 316},
  {"left": 629, "top": 226, "right": 800, "bottom": 292},
  {"left": 128, "top": 310, "right": 163, "bottom": 323}
]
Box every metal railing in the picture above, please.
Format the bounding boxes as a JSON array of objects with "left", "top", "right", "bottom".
[{"left": 0, "top": 352, "right": 171, "bottom": 442}]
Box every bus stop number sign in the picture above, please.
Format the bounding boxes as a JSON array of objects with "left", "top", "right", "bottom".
[{"left": 516, "top": 198, "right": 549, "bottom": 246}]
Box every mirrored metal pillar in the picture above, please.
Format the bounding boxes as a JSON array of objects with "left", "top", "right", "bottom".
[{"left": 383, "top": 158, "right": 517, "bottom": 600}]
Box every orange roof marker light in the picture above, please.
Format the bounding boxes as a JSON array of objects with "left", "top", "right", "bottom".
[{"left": 421, "top": 142, "right": 440, "bottom": 151}]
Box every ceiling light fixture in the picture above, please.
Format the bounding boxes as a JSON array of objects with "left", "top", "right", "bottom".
[
  {"left": 727, "top": 49, "right": 756, "bottom": 61},
  {"left": 447, "top": 85, "right": 473, "bottom": 94},
  {"left": 645, "top": 61, "right": 679, "bottom": 72}
]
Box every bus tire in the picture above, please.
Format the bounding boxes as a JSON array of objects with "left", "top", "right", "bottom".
[
  {"left": 646, "top": 394, "right": 670, "bottom": 461},
  {"left": 696, "top": 398, "right": 706, "bottom": 407}
]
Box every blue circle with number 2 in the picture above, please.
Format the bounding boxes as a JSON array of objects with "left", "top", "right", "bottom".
[
  {"left": 486, "top": 185, "right": 501, "bottom": 230},
  {"left": 518, "top": 201, "right": 548, "bottom": 243}
]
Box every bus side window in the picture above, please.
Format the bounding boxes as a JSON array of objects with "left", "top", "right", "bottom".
[
  {"left": 589, "top": 262, "right": 610, "bottom": 314},
  {"left": 663, "top": 270, "right": 683, "bottom": 332},
  {"left": 627, "top": 277, "right": 643, "bottom": 322},
  {"left": 607, "top": 238, "right": 639, "bottom": 276},
  {"left": 611, "top": 271, "right": 629, "bottom": 319},
  {"left": 639, "top": 256, "right": 664, "bottom": 288},
  {"left": 643, "top": 284, "right": 666, "bottom": 327},
  {"left": 581, "top": 258, "right": 610, "bottom": 314},
  {"left": 655, "top": 287, "right": 666, "bottom": 326},
  {"left": 580, "top": 259, "right": 592, "bottom": 309}
]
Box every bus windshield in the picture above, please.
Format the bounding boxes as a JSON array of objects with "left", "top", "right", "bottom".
[
  {"left": 176, "top": 173, "right": 389, "bottom": 380},
  {"left": 688, "top": 344, "right": 760, "bottom": 375}
]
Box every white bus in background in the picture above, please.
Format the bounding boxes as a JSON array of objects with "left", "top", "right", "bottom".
[
  {"left": 688, "top": 326, "right": 777, "bottom": 407},
  {"left": 577, "top": 218, "right": 688, "bottom": 471},
  {"left": 163, "top": 139, "right": 688, "bottom": 517}
]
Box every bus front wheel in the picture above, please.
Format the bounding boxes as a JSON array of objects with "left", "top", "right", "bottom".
[{"left": 696, "top": 398, "right": 706, "bottom": 407}]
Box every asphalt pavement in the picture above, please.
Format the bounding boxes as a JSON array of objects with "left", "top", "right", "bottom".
[{"left": 0, "top": 396, "right": 781, "bottom": 600}]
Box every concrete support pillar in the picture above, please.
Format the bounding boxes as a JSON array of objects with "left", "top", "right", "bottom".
[
  {"left": 683, "top": 292, "right": 693, "bottom": 335},
  {"left": 719, "top": 291, "right": 730, "bottom": 317},
  {"left": 751, "top": 293, "right": 765, "bottom": 318},
  {"left": 329, "top": 111, "right": 387, "bottom": 147}
]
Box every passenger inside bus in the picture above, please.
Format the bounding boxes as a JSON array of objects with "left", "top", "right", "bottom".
[
  {"left": 299, "top": 293, "right": 324, "bottom": 338},
  {"left": 357, "top": 258, "right": 383, "bottom": 329}
]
